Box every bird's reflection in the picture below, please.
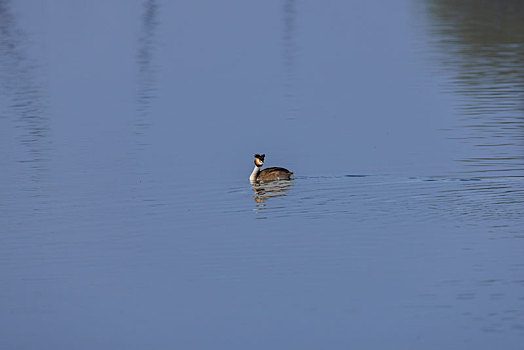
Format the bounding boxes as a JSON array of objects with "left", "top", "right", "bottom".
[{"left": 251, "top": 180, "right": 293, "bottom": 209}]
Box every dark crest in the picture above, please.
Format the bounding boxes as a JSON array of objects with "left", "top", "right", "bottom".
[{"left": 254, "top": 154, "right": 265, "bottom": 161}]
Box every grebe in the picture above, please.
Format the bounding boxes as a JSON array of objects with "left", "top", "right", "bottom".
[{"left": 249, "top": 154, "right": 293, "bottom": 182}]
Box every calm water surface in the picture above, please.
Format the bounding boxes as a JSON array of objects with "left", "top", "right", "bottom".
[{"left": 1, "top": 0, "right": 523, "bottom": 349}]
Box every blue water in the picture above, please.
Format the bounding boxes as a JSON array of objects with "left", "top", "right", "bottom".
[{"left": 1, "top": 0, "right": 523, "bottom": 349}]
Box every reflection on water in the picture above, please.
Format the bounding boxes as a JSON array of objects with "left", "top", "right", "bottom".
[
  {"left": 282, "top": 0, "right": 298, "bottom": 120},
  {"left": 1, "top": 1, "right": 524, "bottom": 349},
  {"left": 426, "top": 0, "right": 524, "bottom": 178},
  {"left": 251, "top": 180, "right": 293, "bottom": 218},
  {"left": 135, "top": 0, "right": 159, "bottom": 146},
  {"left": 0, "top": 0, "right": 49, "bottom": 183}
]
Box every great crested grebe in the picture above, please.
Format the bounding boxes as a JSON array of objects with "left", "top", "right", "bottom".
[{"left": 249, "top": 154, "right": 293, "bottom": 182}]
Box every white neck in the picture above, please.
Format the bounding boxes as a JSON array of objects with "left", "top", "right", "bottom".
[{"left": 249, "top": 165, "right": 261, "bottom": 182}]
